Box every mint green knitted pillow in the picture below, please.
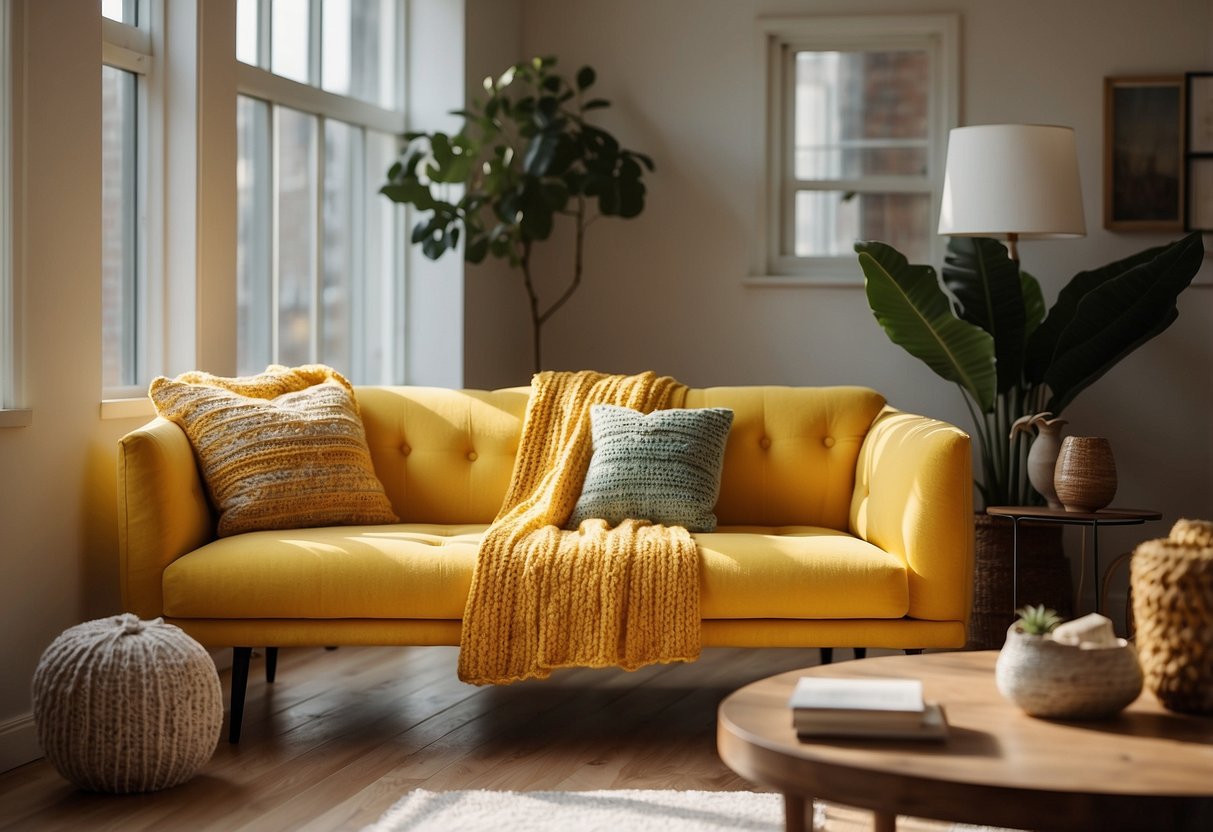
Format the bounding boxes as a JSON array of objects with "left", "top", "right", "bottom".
[{"left": 567, "top": 404, "right": 734, "bottom": 532}]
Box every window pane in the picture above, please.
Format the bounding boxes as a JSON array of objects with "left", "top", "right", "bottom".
[
  {"left": 794, "top": 190, "right": 930, "bottom": 263},
  {"left": 276, "top": 107, "right": 316, "bottom": 367},
  {"left": 236, "top": 0, "right": 261, "bottom": 67},
  {"left": 794, "top": 50, "right": 929, "bottom": 179},
  {"left": 322, "top": 0, "right": 398, "bottom": 109},
  {"left": 101, "top": 66, "right": 137, "bottom": 389},
  {"left": 237, "top": 95, "right": 273, "bottom": 376},
  {"left": 271, "top": 0, "right": 311, "bottom": 84},
  {"left": 365, "top": 130, "right": 401, "bottom": 383},
  {"left": 321, "top": 119, "right": 359, "bottom": 372},
  {"left": 101, "top": 0, "right": 137, "bottom": 25}
]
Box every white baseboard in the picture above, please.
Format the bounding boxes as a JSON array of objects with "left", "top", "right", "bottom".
[{"left": 0, "top": 712, "right": 42, "bottom": 774}]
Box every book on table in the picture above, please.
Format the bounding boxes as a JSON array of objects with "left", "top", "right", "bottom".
[{"left": 788, "top": 677, "right": 948, "bottom": 740}]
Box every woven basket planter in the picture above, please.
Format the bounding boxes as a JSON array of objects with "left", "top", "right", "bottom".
[
  {"left": 1131, "top": 519, "right": 1213, "bottom": 714},
  {"left": 970, "top": 515, "right": 1073, "bottom": 650},
  {"left": 32, "top": 614, "right": 222, "bottom": 793},
  {"left": 995, "top": 625, "right": 1142, "bottom": 719}
]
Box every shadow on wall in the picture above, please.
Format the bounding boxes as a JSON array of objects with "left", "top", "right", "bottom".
[{"left": 81, "top": 435, "right": 128, "bottom": 620}]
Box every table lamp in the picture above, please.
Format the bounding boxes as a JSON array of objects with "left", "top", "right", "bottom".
[{"left": 938, "top": 124, "right": 1086, "bottom": 260}]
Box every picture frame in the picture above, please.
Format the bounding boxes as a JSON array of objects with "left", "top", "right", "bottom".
[
  {"left": 1103, "top": 75, "right": 1185, "bottom": 231},
  {"left": 1184, "top": 72, "right": 1213, "bottom": 231}
]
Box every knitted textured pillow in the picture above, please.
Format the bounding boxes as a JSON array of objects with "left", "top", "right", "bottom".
[
  {"left": 567, "top": 404, "right": 734, "bottom": 532},
  {"left": 149, "top": 364, "right": 398, "bottom": 537}
]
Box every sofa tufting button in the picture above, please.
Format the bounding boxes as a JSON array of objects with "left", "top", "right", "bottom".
[
  {"left": 823, "top": 436, "right": 835, "bottom": 448},
  {"left": 759, "top": 437, "right": 771, "bottom": 450},
  {"left": 400, "top": 444, "right": 411, "bottom": 456},
  {"left": 467, "top": 451, "right": 478, "bottom": 462}
]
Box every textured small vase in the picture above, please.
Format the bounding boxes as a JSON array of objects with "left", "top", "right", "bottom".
[
  {"left": 1131, "top": 519, "right": 1213, "bottom": 714},
  {"left": 32, "top": 614, "right": 222, "bottom": 793},
  {"left": 995, "top": 625, "right": 1143, "bottom": 719},
  {"left": 1054, "top": 436, "right": 1117, "bottom": 513},
  {"left": 1027, "top": 420, "right": 1067, "bottom": 509}
]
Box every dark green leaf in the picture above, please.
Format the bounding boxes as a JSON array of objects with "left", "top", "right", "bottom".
[
  {"left": 630, "top": 151, "right": 655, "bottom": 172},
  {"left": 576, "top": 66, "right": 596, "bottom": 91},
  {"left": 855, "top": 242, "right": 996, "bottom": 411},
  {"left": 541, "top": 75, "right": 561, "bottom": 93},
  {"left": 582, "top": 98, "right": 611, "bottom": 111},
  {"left": 1040, "top": 233, "right": 1203, "bottom": 413},
  {"left": 465, "top": 233, "right": 490, "bottom": 264},
  {"left": 617, "top": 178, "right": 645, "bottom": 218},
  {"left": 1021, "top": 271, "right": 1046, "bottom": 342},
  {"left": 523, "top": 133, "right": 560, "bottom": 176},
  {"left": 1024, "top": 244, "right": 1169, "bottom": 384},
  {"left": 942, "top": 237, "right": 1026, "bottom": 394}
]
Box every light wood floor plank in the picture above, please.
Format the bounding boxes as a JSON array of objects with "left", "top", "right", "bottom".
[{"left": 0, "top": 645, "right": 849, "bottom": 832}]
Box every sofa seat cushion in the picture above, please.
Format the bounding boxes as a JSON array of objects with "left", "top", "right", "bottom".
[
  {"left": 162, "top": 524, "right": 908, "bottom": 621},
  {"left": 697, "top": 526, "right": 908, "bottom": 619},
  {"left": 163, "top": 525, "right": 488, "bottom": 621}
]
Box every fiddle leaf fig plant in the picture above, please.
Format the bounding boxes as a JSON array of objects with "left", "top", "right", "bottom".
[
  {"left": 855, "top": 233, "right": 1203, "bottom": 507},
  {"left": 381, "top": 56, "right": 654, "bottom": 373}
]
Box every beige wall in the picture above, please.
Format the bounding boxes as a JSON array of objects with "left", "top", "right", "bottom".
[
  {"left": 461, "top": 0, "right": 1213, "bottom": 600},
  {"left": 1, "top": 0, "right": 1210, "bottom": 773}
]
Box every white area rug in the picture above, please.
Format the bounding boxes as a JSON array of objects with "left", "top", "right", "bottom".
[
  {"left": 363, "top": 789, "right": 1017, "bottom": 832},
  {"left": 363, "top": 789, "right": 792, "bottom": 832}
]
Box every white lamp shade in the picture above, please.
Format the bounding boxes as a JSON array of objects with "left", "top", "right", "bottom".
[{"left": 938, "top": 124, "right": 1086, "bottom": 239}]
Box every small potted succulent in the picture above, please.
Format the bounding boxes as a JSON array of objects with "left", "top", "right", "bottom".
[{"left": 995, "top": 605, "right": 1142, "bottom": 719}]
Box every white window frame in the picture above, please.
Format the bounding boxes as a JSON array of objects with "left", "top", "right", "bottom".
[
  {"left": 235, "top": 0, "right": 408, "bottom": 383},
  {"left": 0, "top": 0, "right": 27, "bottom": 426},
  {"left": 101, "top": 2, "right": 164, "bottom": 401},
  {"left": 752, "top": 14, "right": 959, "bottom": 285}
]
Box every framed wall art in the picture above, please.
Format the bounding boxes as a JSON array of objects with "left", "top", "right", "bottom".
[
  {"left": 1103, "top": 75, "right": 1185, "bottom": 231},
  {"left": 1185, "top": 72, "right": 1213, "bottom": 230}
]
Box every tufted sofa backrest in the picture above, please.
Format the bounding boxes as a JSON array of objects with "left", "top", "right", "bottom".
[{"left": 356, "top": 384, "right": 887, "bottom": 530}]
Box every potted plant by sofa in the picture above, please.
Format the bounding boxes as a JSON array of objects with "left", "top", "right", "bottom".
[
  {"left": 381, "top": 57, "right": 654, "bottom": 374},
  {"left": 854, "top": 233, "right": 1204, "bottom": 645}
]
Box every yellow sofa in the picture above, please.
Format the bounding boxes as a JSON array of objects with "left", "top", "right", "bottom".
[{"left": 117, "top": 384, "right": 973, "bottom": 741}]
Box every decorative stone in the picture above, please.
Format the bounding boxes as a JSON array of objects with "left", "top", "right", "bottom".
[{"left": 32, "top": 614, "right": 222, "bottom": 793}]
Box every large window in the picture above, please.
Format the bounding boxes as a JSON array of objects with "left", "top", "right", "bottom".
[
  {"left": 101, "top": 2, "right": 158, "bottom": 397},
  {"left": 236, "top": 0, "right": 405, "bottom": 382},
  {"left": 757, "top": 15, "right": 959, "bottom": 282}
]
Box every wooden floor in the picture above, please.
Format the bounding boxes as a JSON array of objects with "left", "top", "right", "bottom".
[{"left": 0, "top": 645, "right": 874, "bottom": 832}]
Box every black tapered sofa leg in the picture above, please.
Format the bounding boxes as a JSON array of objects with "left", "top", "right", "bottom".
[
  {"left": 820, "top": 647, "right": 834, "bottom": 665},
  {"left": 853, "top": 647, "right": 867, "bottom": 660},
  {"left": 229, "top": 647, "right": 252, "bottom": 743},
  {"left": 904, "top": 648, "right": 923, "bottom": 655},
  {"left": 266, "top": 647, "right": 279, "bottom": 683}
]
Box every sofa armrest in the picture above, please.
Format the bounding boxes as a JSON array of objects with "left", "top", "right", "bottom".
[
  {"left": 118, "top": 417, "right": 215, "bottom": 618},
  {"left": 849, "top": 407, "right": 974, "bottom": 624}
]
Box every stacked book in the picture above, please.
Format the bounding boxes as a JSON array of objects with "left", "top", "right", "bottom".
[{"left": 788, "top": 676, "right": 947, "bottom": 740}]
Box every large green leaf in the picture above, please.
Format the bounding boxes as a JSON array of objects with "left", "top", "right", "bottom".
[
  {"left": 857, "top": 242, "right": 996, "bottom": 412},
  {"left": 941, "top": 237, "right": 1026, "bottom": 394},
  {"left": 1041, "top": 233, "right": 1203, "bottom": 412},
  {"left": 1024, "top": 242, "right": 1177, "bottom": 384},
  {"left": 1021, "top": 271, "right": 1046, "bottom": 342}
]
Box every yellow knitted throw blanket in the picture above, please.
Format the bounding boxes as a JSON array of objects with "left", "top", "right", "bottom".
[{"left": 458, "top": 370, "right": 702, "bottom": 685}]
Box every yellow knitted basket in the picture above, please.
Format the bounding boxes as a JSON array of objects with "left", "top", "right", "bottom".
[
  {"left": 1130, "top": 519, "right": 1213, "bottom": 715},
  {"left": 32, "top": 614, "right": 222, "bottom": 792}
]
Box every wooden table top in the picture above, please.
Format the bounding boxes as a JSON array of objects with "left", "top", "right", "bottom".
[
  {"left": 717, "top": 651, "right": 1213, "bottom": 831},
  {"left": 986, "top": 506, "right": 1162, "bottom": 523}
]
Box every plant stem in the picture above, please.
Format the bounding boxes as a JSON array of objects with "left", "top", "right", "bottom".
[
  {"left": 519, "top": 239, "right": 542, "bottom": 373},
  {"left": 538, "top": 194, "right": 586, "bottom": 326}
]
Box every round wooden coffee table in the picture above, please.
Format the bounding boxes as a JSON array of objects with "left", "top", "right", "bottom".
[{"left": 718, "top": 651, "right": 1213, "bottom": 831}]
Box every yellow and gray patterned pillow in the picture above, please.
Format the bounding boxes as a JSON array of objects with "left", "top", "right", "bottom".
[
  {"left": 567, "top": 404, "right": 734, "bottom": 532},
  {"left": 149, "top": 364, "right": 398, "bottom": 537}
]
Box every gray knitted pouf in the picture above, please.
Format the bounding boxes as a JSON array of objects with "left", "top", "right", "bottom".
[{"left": 32, "top": 614, "right": 222, "bottom": 793}]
